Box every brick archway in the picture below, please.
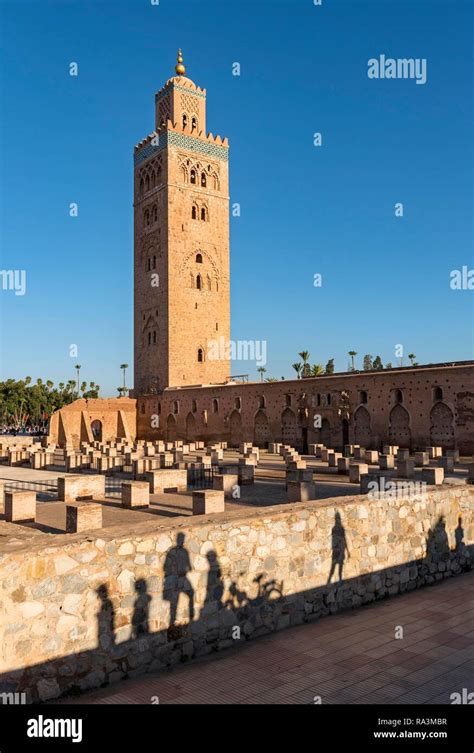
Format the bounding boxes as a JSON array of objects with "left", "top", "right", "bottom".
[
  {"left": 281, "top": 408, "right": 297, "bottom": 447},
  {"left": 354, "top": 406, "right": 371, "bottom": 447},
  {"left": 185, "top": 412, "right": 196, "bottom": 442},
  {"left": 254, "top": 409, "right": 271, "bottom": 447},
  {"left": 389, "top": 404, "right": 411, "bottom": 448},
  {"left": 430, "top": 402, "right": 455, "bottom": 449},
  {"left": 229, "top": 410, "right": 243, "bottom": 447},
  {"left": 166, "top": 414, "right": 177, "bottom": 442}
]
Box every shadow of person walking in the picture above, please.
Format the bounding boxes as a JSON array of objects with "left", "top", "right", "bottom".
[
  {"left": 327, "top": 511, "right": 350, "bottom": 585},
  {"left": 96, "top": 584, "right": 116, "bottom": 651},
  {"left": 131, "top": 578, "right": 151, "bottom": 639},
  {"left": 425, "top": 515, "right": 450, "bottom": 564},
  {"left": 454, "top": 515, "right": 465, "bottom": 553},
  {"left": 163, "top": 532, "right": 195, "bottom": 628},
  {"left": 203, "top": 550, "right": 224, "bottom": 611}
]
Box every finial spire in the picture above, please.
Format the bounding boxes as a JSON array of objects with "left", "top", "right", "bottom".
[{"left": 175, "top": 48, "right": 186, "bottom": 76}]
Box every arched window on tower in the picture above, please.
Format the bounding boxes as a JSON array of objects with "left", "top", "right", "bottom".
[
  {"left": 192, "top": 399, "right": 197, "bottom": 412},
  {"left": 235, "top": 397, "right": 241, "bottom": 410},
  {"left": 433, "top": 386, "right": 443, "bottom": 401},
  {"left": 147, "top": 332, "right": 151, "bottom": 346},
  {"left": 151, "top": 171, "right": 156, "bottom": 187},
  {"left": 191, "top": 116, "right": 197, "bottom": 132},
  {"left": 359, "top": 390, "right": 368, "bottom": 404},
  {"left": 145, "top": 175, "right": 150, "bottom": 192},
  {"left": 196, "top": 253, "right": 202, "bottom": 263},
  {"left": 201, "top": 173, "right": 207, "bottom": 187},
  {"left": 192, "top": 205, "right": 197, "bottom": 220},
  {"left": 212, "top": 398, "right": 219, "bottom": 413},
  {"left": 395, "top": 389, "right": 403, "bottom": 404},
  {"left": 196, "top": 274, "right": 202, "bottom": 290},
  {"left": 190, "top": 169, "right": 196, "bottom": 185},
  {"left": 182, "top": 114, "right": 188, "bottom": 129},
  {"left": 139, "top": 178, "right": 144, "bottom": 196},
  {"left": 201, "top": 207, "right": 207, "bottom": 221},
  {"left": 153, "top": 331, "right": 156, "bottom": 344},
  {"left": 258, "top": 395, "right": 266, "bottom": 409},
  {"left": 197, "top": 348, "right": 203, "bottom": 363},
  {"left": 144, "top": 209, "right": 150, "bottom": 226},
  {"left": 152, "top": 255, "right": 156, "bottom": 269}
]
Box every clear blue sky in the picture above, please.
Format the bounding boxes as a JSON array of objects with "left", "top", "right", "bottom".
[{"left": 0, "top": 0, "right": 473, "bottom": 395}]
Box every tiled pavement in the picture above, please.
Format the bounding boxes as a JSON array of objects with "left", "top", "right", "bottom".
[{"left": 62, "top": 571, "right": 474, "bottom": 705}]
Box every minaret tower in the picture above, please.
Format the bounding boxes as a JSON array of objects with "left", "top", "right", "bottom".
[{"left": 133, "top": 50, "right": 231, "bottom": 393}]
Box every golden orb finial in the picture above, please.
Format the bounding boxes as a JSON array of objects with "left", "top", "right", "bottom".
[{"left": 175, "top": 48, "right": 186, "bottom": 76}]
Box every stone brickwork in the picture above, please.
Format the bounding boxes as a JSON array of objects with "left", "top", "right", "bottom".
[{"left": 1, "top": 486, "right": 472, "bottom": 702}]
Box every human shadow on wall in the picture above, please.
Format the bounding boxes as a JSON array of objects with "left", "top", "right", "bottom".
[
  {"left": 96, "top": 584, "right": 116, "bottom": 652},
  {"left": 163, "top": 533, "right": 195, "bottom": 636},
  {"left": 2, "top": 514, "right": 472, "bottom": 703},
  {"left": 327, "top": 511, "right": 350, "bottom": 584},
  {"left": 132, "top": 579, "right": 151, "bottom": 639}
]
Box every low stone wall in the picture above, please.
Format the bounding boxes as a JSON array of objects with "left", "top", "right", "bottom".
[{"left": 1, "top": 487, "right": 472, "bottom": 702}]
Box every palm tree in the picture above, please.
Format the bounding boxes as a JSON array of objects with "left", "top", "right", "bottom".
[
  {"left": 348, "top": 351, "right": 357, "bottom": 371},
  {"left": 292, "top": 362, "right": 302, "bottom": 379},
  {"left": 74, "top": 365, "right": 81, "bottom": 397},
  {"left": 408, "top": 353, "right": 416, "bottom": 365},
  {"left": 257, "top": 366, "right": 267, "bottom": 381},
  {"left": 311, "top": 364, "right": 324, "bottom": 376},
  {"left": 298, "top": 351, "right": 311, "bottom": 377},
  {"left": 120, "top": 363, "right": 129, "bottom": 395}
]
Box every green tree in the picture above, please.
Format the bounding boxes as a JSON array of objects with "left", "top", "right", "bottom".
[
  {"left": 257, "top": 366, "right": 267, "bottom": 381},
  {"left": 292, "top": 362, "right": 302, "bottom": 379},
  {"left": 363, "top": 354, "right": 373, "bottom": 371},
  {"left": 310, "top": 364, "right": 325, "bottom": 376},
  {"left": 373, "top": 355, "right": 383, "bottom": 370},
  {"left": 298, "top": 351, "right": 311, "bottom": 377},
  {"left": 325, "top": 358, "right": 335, "bottom": 374},
  {"left": 120, "top": 363, "right": 129, "bottom": 395},
  {"left": 408, "top": 353, "right": 416, "bottom": 365}
]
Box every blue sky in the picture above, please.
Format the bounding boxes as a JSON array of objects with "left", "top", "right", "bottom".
[{"left": 0, "top": 0, "right": 473, "bottom": 395}]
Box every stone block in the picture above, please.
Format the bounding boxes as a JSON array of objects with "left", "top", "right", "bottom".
[
  {"left": 238, "top": 464, "right": 254, "bottom": 485},
  {"left": 421, "top": 467, "right": 444, "bottom": 485},
  {"left": 213, "top": 473, "right": 239, "bottom": 498},
  {"left": 337, "top": 457, "right": 350, "bottom": 473},
  {"left": 379, "top": 454, "right": 395, "bottom": 470},
  {"left": 121, "top": 481, "right": 150, "bottom": 508},
  {"left": 287, "top": 481, "right": 316, "bottom": 503},
  {"left": 415, "top": 451, "right": 429, "bottom": 467},
  {"left": 349, "top": 463, "right": 368, "bottom": 483},
  {"left": 66, "top": 502, "right": 102, "bottom": 533},
  {"left": 328, "top": 452, "right": 342, "bottom": 467},
  {"left": 192, "top": 490, "right": 225, "bottom": 515},
  {"left": 4, "top": 491, "right": 36, "bottom": 522},
  {"left": 353, "top": 447, "right": 366, "bottom": 460},
  {"left": 146, "top": 469, "right": 187, "bottom": 494},
  {"left": 365, "top": 450, "right": 379, "bottom": 464},
  {"left": 438, "top": 456, "right": 454, "bottom": 472},
  {"left": 397, "top": 448, "right": 410, "bottom": 461},
  {"left": 58, "top": 474, "right": 105, "bottom": 502},
  {"left": 397, "top": 459, "right": 415, "bottom": 478}
]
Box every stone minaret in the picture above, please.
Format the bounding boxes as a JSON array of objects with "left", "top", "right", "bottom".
[{"left": 133, "top": 50, "right": 230, "bottom": 394}]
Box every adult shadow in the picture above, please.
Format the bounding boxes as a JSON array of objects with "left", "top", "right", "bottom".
[
  {"left": 163, "top": 532, "right": 195, "bottom": 628},
  {"left": 425, "top": 515, "right": 450, "bottom": 564},
  {"left": 203, "top": 550, "right": 225, "bottom": 610},
  {"left": 327, "top": 510, "right": 350, "bottom": 584}
]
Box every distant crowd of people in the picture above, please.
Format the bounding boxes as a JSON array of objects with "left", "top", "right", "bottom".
[{"left": 0, "top": 424, "right": 48, "bottom": 436}]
